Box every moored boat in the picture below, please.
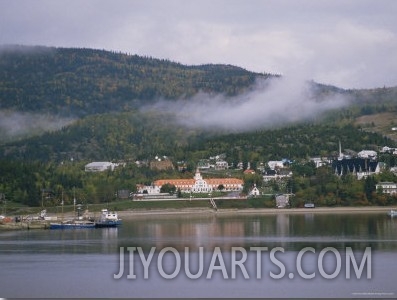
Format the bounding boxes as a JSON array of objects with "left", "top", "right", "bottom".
[
  {"left": 95, "top": 209, "right": 122, "bottom": 228},
  {"left": 49, "top": 219, "right": 95, "bottom": 229},
  {"left": 387, "top": 209, "right": 397, "bottom": 217}
]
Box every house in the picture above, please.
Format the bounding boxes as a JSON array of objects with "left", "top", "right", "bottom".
[
  {"left": 197, "top": 159, "right": 211, "bottom": 170},
  {"left": 278, "top": 169, "right": 293, "bottom": 178},
  {"left": 85, "top": 161, "right": 116, "bottom": 172},
  {"left": 376, "top": 182, "right": 397, "bottom": 194},
  {"left": 268, "top": 161, "right": 284, "bottom": 170},
  {"left": 150, "top": 159, "right": 174, "bottom": 171},
  {"left": 248, "top": 185, "right": 261, "bottom": 197},
  {"left": 210, "top": 153, "right": 226, "bottom": 160},
  {"left": 136, "top": 184, "right": 161, "bottom": 195},
  {"left": 244, "top": 169, "right": 255, "bottom": 175},
  {"left": 263, "top": 169, "right": 277, "bottom": 182},
  {"left": 310, "top": 157, "right": 331, "bottom": 168},
  {"left": 332, "top": 158, "right": 382, "bottom": 180},
  {"left": 276, "top": 194, "right": 289, "bottom": 208},
  {"left": 262, "top": 169, "right": 292, "bottom": 182},
  {"left": 215, "top": 160, "right": 229, "bottom": 170},
  {"left": 257, "top": 162, "right": 265, "bottom": 172},
  {"left": 380, "top": 146, "right": 396, "bottom": 153},
  {"left": 357, "top": 150, "right": 377, "bottom": 159},
  {"left": 390, "top": 167, "right": 397, "bottom": 175},
  {"left": 177, "top": 161, "right": 188, "bottom": 172}
]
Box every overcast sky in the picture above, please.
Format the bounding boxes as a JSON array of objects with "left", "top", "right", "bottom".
[{"left": 1, "top": 0, "right": 396, "bottom": 89}]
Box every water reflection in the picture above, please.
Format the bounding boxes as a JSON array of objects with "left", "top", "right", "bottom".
[
  {"left": 1, "top": 212, "right": 396, "bottom": 299},
  {"left": 118, "top": 212, "right": 397, "bottom": 252},
  {"left": 1, "top": 212, "right": 396, "bottom": 254},
  {"left": 100, "top": 227, "right": 119, "bottom": 253}
]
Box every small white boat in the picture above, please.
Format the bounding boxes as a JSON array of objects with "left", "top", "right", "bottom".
[
  {"left": 387, "top": 209, "right": 397, "bottom": 217},
  {"left": 95, "top": 209, "right": 122, "bottom": 228}
]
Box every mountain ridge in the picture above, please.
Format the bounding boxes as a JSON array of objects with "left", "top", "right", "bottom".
[
  {"left": 1, "top": 45, "right": 397, "bottom": 163},
  {"left": 0, "top": 45, "right": 273, "bottom": 117}
]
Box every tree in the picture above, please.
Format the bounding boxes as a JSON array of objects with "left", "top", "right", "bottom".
[
  {"left": 364, "top": 176, "right": 376, "bottom": 201},
  {"left": 160, "top": 183, "right": 176, "bottom": 195}
]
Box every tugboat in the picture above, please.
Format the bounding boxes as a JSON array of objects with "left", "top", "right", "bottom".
[{"left": 95, "top": 209, "right": 122, "bottom": 228}]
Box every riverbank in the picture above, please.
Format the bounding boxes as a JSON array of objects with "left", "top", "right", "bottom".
[
  {"left": 116, "top": 206, "right": 394, "bottom": 219},
  {"left": 0, "top": 220, "right": 49, "bottom": 230},
  {"left": 1, "top": 206, "right": 394, "bottom": 229}
]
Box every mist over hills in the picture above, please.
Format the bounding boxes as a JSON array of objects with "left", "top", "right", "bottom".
[
  {"left": 1, "top": 45, "right": 397, "bottom": 162},
  {"left": 0, "top": 45, "right": 267, "bottom": 142}
]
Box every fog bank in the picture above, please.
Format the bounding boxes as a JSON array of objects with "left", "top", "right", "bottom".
[
  {"left": 143, "top": 77, "right": 350, "bottom": 132},
  {"left": 0, "top": 111, "right": 75, "bottom": 141}
]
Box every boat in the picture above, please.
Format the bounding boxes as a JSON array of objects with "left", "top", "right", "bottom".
[
  {"left": 95, "top": 209, "right": 122, "bottom": 228},
  {"left": 49, "top": 219, "right": 96, "bottom": 229},
  {"left": 387, "top": 209, "right": 397, "bottom": 217},
  {"left": 49, "top": 192, "right": 97, "bottom": 229}
]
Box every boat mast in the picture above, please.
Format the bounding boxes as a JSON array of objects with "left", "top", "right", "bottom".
[
  {"left": 73, "top": 186, "right": 76, "bottom": 216},
  {"left": 61, "top": 190, "right": 64, "bottom": 222}
]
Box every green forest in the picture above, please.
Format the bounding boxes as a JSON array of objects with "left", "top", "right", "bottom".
[
  {"left": 1, "top": 46, "right": 397, "bottom": 211},
  {"left": 0, "top": 45, "right": 270, "bottom": 116}
]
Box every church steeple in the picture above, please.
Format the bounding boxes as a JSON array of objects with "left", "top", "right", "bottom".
[
  {"left": 194, "top": 168, "right": 203, "bottom": 181},
  {"left": 338, "top": 140, "right": 343, "bottom": 160}
]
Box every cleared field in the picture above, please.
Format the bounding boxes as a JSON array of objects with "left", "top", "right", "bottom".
[{"left": 354, "top": 112, "right": 397, "bottom": 142}]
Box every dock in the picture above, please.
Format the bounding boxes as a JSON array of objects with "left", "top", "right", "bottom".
[{"left": 0, "top": 220, "right": 50, "bottom": 230}]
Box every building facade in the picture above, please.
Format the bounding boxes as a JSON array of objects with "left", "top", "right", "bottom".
[
  {"left": 376, "top": 182, "right": 397, "bottom": 194},
  {"left": 140, "top": 169, "right": 243, "bottom": 194},
  {"left": 85, "top": 161, "right": 116, "bottom": 172},
  {"left": 332, "top": 158, "right": 382, "bottom": 180}
]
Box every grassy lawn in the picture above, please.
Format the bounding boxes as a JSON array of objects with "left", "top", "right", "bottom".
[
  {"left": 7, "top": 199, "right": 213, "bottom": 216},
  {"left": 104, "top": 199, "right": 212, "bottom": 211}
]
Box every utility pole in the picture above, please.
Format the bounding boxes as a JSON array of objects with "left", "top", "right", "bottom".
[{"left": 73, "top": 187, "right": 76, "bottom": 215}]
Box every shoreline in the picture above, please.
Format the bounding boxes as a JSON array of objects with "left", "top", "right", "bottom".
[
  {"left": 1, "top": 206, "right": 394, "bottom": 230},
  {"left": 1, "top": 206, "right": 394, "bottom": 223},
  {"left": 117, "top": 206, "right": 394, "bottom": 218}
]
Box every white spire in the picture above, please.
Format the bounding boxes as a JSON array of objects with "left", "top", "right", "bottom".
[
  {"left": 194, "top": 168, "right": 203, "bottom": 180},
  {"left": 338, "top": 140, "right": 343, "bottom": 160}
]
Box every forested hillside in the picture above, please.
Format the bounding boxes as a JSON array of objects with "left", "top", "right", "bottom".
[
  {"left": 0, "top": 45, "right": 270, "bottom": 116},
  {"left": 1, "top": 110, "right": 396, "bottom": 163},
  {"left": 0, "top": 46, "right": 397, "bottom": 162},
  {"left": 1, "top": 46, "right": 397, "bottom": 208}
]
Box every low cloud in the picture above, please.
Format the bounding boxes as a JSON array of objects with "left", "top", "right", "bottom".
[
  {"left": 143, "top": 77, "right": 350, "bottom": 132},
  {"left": 0, "top": 111, "right": 75, "bottom": 141},
  {"left": 2, "top": 1, "right": 396, "bottom": 89}
]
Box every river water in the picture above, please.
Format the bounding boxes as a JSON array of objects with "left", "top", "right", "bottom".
[{"left": 0, "top": 211, "right": 396, "bottom": 298}]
